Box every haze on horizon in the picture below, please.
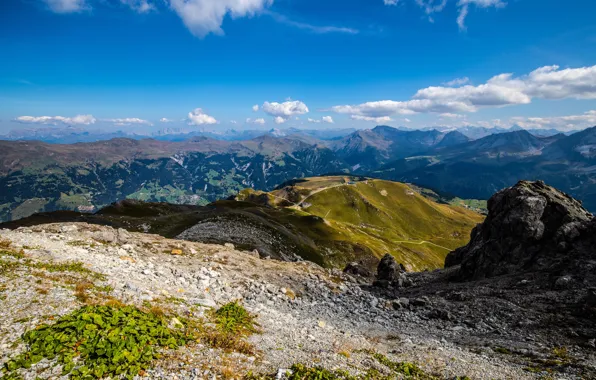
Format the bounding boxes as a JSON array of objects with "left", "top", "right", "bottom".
[{"left": 1, "top": 0, "right": 595, "bottom": 135}]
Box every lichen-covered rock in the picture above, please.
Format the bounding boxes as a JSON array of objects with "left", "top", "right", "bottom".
[{"left": 446, "top": 180, "right": 594, "bottom": 280}]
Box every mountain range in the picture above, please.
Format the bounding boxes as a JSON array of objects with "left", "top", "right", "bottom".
[
  {"left": 2, "top": 124, "right": 571, "bottom": 145},
  {"left": 376, "top": 128, "right": 596, "bottom": 210},
  {"left": 0, "top": 125, "right": 595, "bottom": 222}
]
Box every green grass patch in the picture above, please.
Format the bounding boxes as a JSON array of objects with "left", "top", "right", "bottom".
[
  {"left": 210, "top": 300, "right": 258, "bottom": 337},
  {"left": 0, "top": 250, "right": 26, "bottom": 260},
  {"left": 2, "top": 305, "right": 194, "bottom": 380}
]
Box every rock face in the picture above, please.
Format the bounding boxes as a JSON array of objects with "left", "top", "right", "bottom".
[{"left": 446, "top": 180, "right": 594, "bottom": 280}]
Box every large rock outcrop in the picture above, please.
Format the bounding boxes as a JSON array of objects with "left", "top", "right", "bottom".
[{"left": 446, "top": 180, "right": 595, "bottom": 280}]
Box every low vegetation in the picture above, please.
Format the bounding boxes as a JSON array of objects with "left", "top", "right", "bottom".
[
  {"left": 245, "top": 351, "right": 469, "bottom": 380},
  {"left": 2, "top": 305, "right": 192, "bottom": 380}
]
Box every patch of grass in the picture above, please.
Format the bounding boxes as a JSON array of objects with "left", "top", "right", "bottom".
[
  {"left": 372, "top": 353, "right": 435, "bottom": 379},
  {"left": 0, "top": 259, "right": 19, "bottom": 275},
  {"left": 246, "top": 351, "right": 453, "bottom": 380},
  {"left": 0, "top": 239, "right": 12, "bottom": 250},
  {"left": 74, "top": 281, "right": 94, "bottom": 303},
  {"left": 196, "top": 301, "right": 260, "bottom": 355},
  {"left": 0, "top": 249, "right": 26, "bottom": 260},
  {"left": 338, "top": 351, "right": 351, "bottom": 359},
  {"left": 2, "top": 304, "right": 194, "bottom": 380},
  {"left": 552, "top": 347, "right": 570, "bottom": 362},
  {"left": 211, "top": 301, "right": 258, "bottom": 337}
]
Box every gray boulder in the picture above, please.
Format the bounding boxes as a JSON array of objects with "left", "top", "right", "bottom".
[{"left": 446, "top": 180, "right": 594, "bottom": 280}]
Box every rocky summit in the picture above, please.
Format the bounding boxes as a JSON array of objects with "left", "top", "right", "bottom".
[{"left": 446, "top": 180, "right": 594, "bottom": 281}]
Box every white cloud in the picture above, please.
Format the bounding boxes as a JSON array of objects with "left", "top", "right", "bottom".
[
  {"left": 443, "top": 77, "right": 470, "bottom": 86},
  {"left": 262, "top": 100, "right": 309, "bottom": 123},
  {"left": 307, "top": 116, "right": 333, "bottom": 124},
  {"left": 511, "top": 110, "right": 596, "bottom": 132},
  {"left": 44, "top": 0, "right": 87, "bottom": 13},
  {"left": 350, "top": 115, "right": 393, "bottom": 123},
  {"left": 274, "top": 116, "right": 286, "bottom": 124},
  {"left": 252, "top": 104, "right": 259, "bottom": 112},
  {"left": 14, "top": 114, "right": 96, "bottom": 125},
  {"left": 246, "top": 118, "right": 266, "bottom": 125},
  {"left": 409, "top": 0, "right": 504, "bottom": 30},
  {"left": 265, "top": 11, "right": 358, "bottom": 34},
  {"left": 230, "top": 120, "right": 238, "bottom": 124},
  {"left": 104, "top": 118, "right": 153, "bottom": 126},
  {"left": 404, "top": 118, "right": 412, "bottom": 123},
  {"left": 384, "top": 0, "right": 399, "bottom": 5},
  {"left": 121, "top": 0, "right": 155, "bottom": 13},
  {"left": 160, "top": 118, "right": 174, "bottom": 123},
  {"left": 457, "top": 0, "right": 506, "bottom": 30},
  {"left": 331, "top": 65, "right": 596, "bottom": 119},
  {"left": 187, "top": 108, "right": 217, "bottom": 125},
  {"left": 415, "top": 0, "right": 447, "bottom": 14},
  {"left": 169, "top": 0, "right": 273, "bottom": 38},
  {"left": 440, "top": 113, "right": 465, "bottom": 119}
]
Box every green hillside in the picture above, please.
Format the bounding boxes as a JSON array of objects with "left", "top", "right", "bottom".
[{"left": 237, "top": 176, "right": 483, "bottom": 271}]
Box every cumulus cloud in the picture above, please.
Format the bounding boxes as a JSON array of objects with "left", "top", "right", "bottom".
[
  {"left": 307, "top": 118, "right": 320, "bottom": 123},
  {"left": 160, "top": 118, "right": 174, "bottom": 123},
  {"left": 187, "top": 108, "right": 217, "bottom": 125},
  {"left": 104, "top": 118, "right": 153, "bottom": 126},
  {"left": 331, "top": 65, "right": 596, "bottom": 120},
  {"left": 44, "top": 0, "right": 87, "bottom": 13},
  {"left": 246, "top": 118, "right": 266, "bottom": 125},
  {"left": 384, "top": 0, "right": 399, "bottom": 4},
  {"left": 14, "top": 114, "right": 96, "bottom": 125},
  {"left": 262, "top": 100, "right": 309, "bottom": 123},
  {"left": 510, "top": 110, "right": 596, "bottom": 132},
  {"left": 350, "top": 115, "right": 393, "bottom": 123},
  {"left": 252, "top": 104, "right": 259, "bottom": 112},
  {"left": 169, "top": 0, "right": 273, "bottom": 38}
]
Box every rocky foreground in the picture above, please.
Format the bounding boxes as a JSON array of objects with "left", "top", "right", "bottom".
[{"left": 0, "top": 181, "right": 595, "bottom": 379}]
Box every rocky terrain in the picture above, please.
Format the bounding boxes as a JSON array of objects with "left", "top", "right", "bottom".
[{"left": 0, "top": 180, "right": 595, "bottom": 379}]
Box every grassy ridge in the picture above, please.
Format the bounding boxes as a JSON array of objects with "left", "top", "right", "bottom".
[{"left": 243, "top": 177, "right": 483, "bottom": 271}]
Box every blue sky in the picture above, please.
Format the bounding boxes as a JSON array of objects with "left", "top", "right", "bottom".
[{"left": 1, "top": 0, "right": 595, "bottom": 134}]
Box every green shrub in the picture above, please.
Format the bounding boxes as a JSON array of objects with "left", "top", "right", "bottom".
[{"left": 3, "top": 305, "right": 191, "bottom": 380}]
